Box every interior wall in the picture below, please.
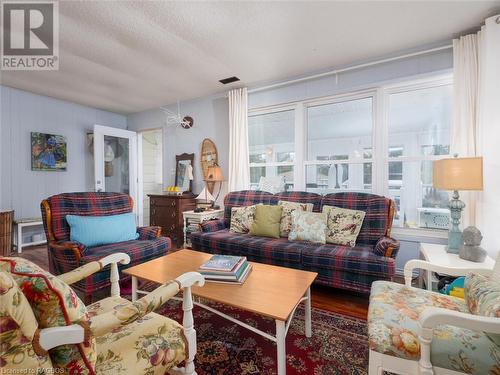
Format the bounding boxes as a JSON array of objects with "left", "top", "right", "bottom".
[
  {"left": 0, "top": 85, "right": 127, "bottom": 219},
  {"left": 127, "top": 92, "right": 230, "bottom": 205}
]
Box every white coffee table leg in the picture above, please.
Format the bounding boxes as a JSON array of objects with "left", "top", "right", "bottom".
[
  {"left": 276, "top": 319, "right": 286, "bottom": 375},
  {"left": 305, "top": 287, "right": 312, "bottom": 337},
  {"left": 131, "top": 276, "right": 138, "bottom": 302}
]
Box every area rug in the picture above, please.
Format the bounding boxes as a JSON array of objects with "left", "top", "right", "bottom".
[{"left": 157, "top": 299, "right": 369, "bottom": 375}]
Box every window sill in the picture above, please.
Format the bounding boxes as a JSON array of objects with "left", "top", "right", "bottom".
[{"left": 391, "top": 227, "right": 448, "bottom": 242}]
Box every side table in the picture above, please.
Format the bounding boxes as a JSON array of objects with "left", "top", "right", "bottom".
[
  {"left": 419, "top": 242, "right": 494, "bottom": 291},
  {"left": 183, "top": 209, "right": 224, "bottom": 248}
]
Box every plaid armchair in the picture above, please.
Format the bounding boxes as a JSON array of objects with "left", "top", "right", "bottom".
[{"left": 41, "top": 192, "right": 171, "bottom": 303}]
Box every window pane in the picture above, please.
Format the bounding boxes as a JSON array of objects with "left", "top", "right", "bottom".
[
  {"left": 307, "top": 97, "right": 373, "bottom": 161},
  {"left": 390, "top": 161, "right": 450, "bottom": 229},
  {"left": 249, "top": 110, "right": 295, "bottom": 164},
  {"left": 306, "top": 163, "right": 371, "bottom": 194},
  {"left": 388, "top": 85, "right": 452, "bottom": 157}
]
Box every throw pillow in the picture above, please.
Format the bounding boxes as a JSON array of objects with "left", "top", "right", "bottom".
[
  {"left": 323, "top": 205, "right": 365, "bottom": 247},
  {"left": 278, "top": 200, "right": 314, "bottom": 237},
  {"left": 288, "top": 211, "right": 327, "bottom": 244},
  {"left": 230, "top": 205, "right": 258, "bottom": 233},
  {"left": 464, "top": 272, "right": 500, "bottom": 345},
  {"left": 258, "top": 176, "right": 285, "bottom": 194},
  {"left": 250, "top": 205, "right": 282, "bottom": 238},
  {"left": 66, "top": 213, "right": 139, "bottom": 247}
]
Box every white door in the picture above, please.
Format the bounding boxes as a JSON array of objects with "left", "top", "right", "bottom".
[{"left": 94, "top": 125, "right": 139, "bottom": 216}]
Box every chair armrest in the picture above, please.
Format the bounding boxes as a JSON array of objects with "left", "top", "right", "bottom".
[
  {"left": 200, "top": 219, "right": 227, "bottom": 233},
  {"left": 57, "top": 253, "right": 131, "bottom": 285},
  {"left": 403, "top": 259, "right": 493, "bottom": 287},
  {"left": 32, "top": 323, "right": 88, "bottom": 355},
  {"left": 373, "top": 236, "right": 400, "bottom": 258},
  {"left": 419, "top": 307, "right": 500, "bottom": 334},
  {"left": 137, "top": 226, "right": 162, "bottom": 240},
  {"left": 90, "top": 280, "right": 180, "bottom": 337}
]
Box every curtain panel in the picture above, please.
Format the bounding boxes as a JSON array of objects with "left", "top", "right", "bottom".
[{"left": 228, "top": 88, "right": 250, "bottom": 192}]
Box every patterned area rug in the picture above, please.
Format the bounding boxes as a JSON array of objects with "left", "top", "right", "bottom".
[{"left": 157, "top": 299, "right": 369, "bottom": 375}]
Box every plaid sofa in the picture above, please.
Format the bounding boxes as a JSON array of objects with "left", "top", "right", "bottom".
[
  {"left": 191, "top": 190, "right": 399, "bottom": 294},
  {"left": 41, "top": 192, "right": 171, "bottom": 302}
]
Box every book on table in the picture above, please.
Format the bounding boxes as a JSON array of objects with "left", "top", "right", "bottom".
[{"left": 199, "top": 255, "right": 252, "bottom": 284}]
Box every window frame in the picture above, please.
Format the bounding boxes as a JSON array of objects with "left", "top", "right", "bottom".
[{"left": 248, "top": 73, "right": 452, "bottom": 236}]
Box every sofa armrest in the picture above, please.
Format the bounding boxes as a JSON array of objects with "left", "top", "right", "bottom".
[
  {"left": 48, "top": 240, "right": 86, "bottom": 265},
  {"left": 137, "top": 226, "right": 162, "bottom": 240},
  {"left": 200, "top": 218, "right": 227, "bottom": 233},
  {"left": 373, "top": 236, "right": 400, "bottom": 258}
]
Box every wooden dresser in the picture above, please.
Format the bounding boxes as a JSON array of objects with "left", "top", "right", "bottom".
[{"left": 148, "top": 194, "right": 196, "bottom": 248}]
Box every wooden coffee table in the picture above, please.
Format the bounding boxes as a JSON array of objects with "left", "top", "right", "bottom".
[{"left": 124, "top": 249, "right": 317, "bottom": 375}]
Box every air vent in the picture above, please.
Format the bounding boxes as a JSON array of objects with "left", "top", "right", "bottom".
[{"left": 219, "top": 76, "right": 240, "bottom": 85}]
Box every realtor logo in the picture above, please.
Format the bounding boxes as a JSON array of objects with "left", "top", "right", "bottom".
[{"left": 1, "top": 1, "right": 59, "bottom": 70}]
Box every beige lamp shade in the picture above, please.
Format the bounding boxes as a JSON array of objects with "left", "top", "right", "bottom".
[
  {"left": 205, "top": 165, "right": 224, "bottom": 182},
  {"left": 433, "top": 157, "right": 483, "bottom": 191}
]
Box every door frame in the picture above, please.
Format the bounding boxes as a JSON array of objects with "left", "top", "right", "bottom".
[
  {"left": 137, "top": 127, "right": 164, "bottom": 226},
  {"left": 93, "top": 124, "right": 139, "bottom": 217}
]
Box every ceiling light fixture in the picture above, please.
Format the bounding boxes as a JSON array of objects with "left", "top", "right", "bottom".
[{"left": 219, "top": 76, "right": 240, "bottom": 85}]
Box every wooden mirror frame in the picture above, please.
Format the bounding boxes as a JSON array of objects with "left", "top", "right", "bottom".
[{"left": 175, "top": 153, "right": 195, "bottom": 193}]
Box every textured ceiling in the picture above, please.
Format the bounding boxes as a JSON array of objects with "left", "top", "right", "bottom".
[{"left": 1, "top": 1, "right": 498, "bottom": 114}]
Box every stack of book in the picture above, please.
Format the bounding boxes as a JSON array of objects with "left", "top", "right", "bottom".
[{"left": 198, "top": 255, "right": 252, "bottom": 284}]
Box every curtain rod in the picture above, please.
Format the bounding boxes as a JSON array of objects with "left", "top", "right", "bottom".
[{"left": 247, "top": 44, "right": 453, "bottom": 94}]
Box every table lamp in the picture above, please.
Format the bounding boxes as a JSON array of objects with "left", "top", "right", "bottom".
[
  {"left": 204, "top": 165, "right": 224, "bottom": 209},
  {"left": 433, "top": 156, "right": 483, "bottom": 253}
]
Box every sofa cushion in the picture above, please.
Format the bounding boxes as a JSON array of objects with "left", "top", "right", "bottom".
[
  {"left": 323, "top": 205, "right": 365, "bottom": 247},
  {"left": 0, "top": 257, "right": 96, "bottom": 373},
  {"left": 250, "top": 205, "right": 282, "bottom": 238},
  {"left": 66, "top": 213, "right": 139, "bottom": 247},
  {"left": 224, "top": 191, "right": 276, "bottom": 224},
  {"left": 275, "top": 192, "right": 322, "bottom": 212},
  {"left": 46, "top": 192, "right": 132, "bottom": 241},
  {"left": 288, "top": 211, "right": 327, "bottom": 244},
  {"left": 369, "top": 281, "right": 498, "bottom": 374},
  {"left": 321, "top": 192, "right": 392, "bottom": 245},
  {"left": 278, "top": 200, "right": 314, "bottom": 237},
  {"left": 230, "top": 205, "right": 258, "bottom": 234},
  {"left": 301, "top": 244, "right": 394, "bottom": 277}
]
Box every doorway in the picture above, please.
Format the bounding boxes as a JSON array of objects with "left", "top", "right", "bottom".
[{"left": 139, "top": 129, "right": 163, "bottom": 226}]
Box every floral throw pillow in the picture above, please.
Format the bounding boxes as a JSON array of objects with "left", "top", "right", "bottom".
[
  {"left": 230, "top": 205, "right": 258, "bottom": 233},
  {"left": 278, "top": 201, "right": 314, "bottom": 237},
  {"left": 323, "top": 205, "right": 365, "bottom": 247},
  {"left": 464, "top": 272, "right": 500, "bottom": 345},
  {"left": 288, "top": 211, "right": 327, "bottom": 244}
]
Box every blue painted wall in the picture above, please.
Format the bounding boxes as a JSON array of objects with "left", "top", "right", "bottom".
[{"left": 0, "top": 86, "right": 127, "bottom": 219}]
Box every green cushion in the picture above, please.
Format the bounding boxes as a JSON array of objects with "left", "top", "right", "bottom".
[{"left": 250, "top": 205, "right": 282, "bottom": 239}]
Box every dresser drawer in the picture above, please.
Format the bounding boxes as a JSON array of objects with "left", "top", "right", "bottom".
[{"left": 150, "top": 198, "right": 176, "bottom": 208}]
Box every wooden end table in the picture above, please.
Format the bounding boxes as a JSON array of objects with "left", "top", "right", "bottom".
[{"left": 124, "top": 249, "right": 317, "bottom": 375}]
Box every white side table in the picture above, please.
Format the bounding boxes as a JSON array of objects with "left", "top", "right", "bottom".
[
  {"left": 13, "top": 218, "right": 47, "bottom": 253},
  {"left": 183, "top": 209, "right": 224, "bottom": 248},
  {"left": 419, "top": 242, "right": 494, "bottom": 290}
]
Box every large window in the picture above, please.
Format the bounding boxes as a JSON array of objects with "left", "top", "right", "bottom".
[
  {"left": 247, "top": 75, "right": 453, "bottom": 232},
  {"left": 248, "top": 109, "right": 295, "bottom": 190}
]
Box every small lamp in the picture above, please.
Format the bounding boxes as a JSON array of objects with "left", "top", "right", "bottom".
[
  {"left": 205, "top": 165, "right": 224, "bottom": 209},
  {"left": 433, "top": 156, "right": 483, "bottom": 253}
]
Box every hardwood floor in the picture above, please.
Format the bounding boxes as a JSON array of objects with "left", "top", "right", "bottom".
[{"left": 13, "top": 245, "right": 370, "bottom": 319}]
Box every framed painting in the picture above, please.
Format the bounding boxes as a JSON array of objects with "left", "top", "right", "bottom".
[{"left": 31, "top": 132, "right": 67, "bottom": 171}]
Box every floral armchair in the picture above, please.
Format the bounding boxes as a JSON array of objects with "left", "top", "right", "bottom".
[
  {"left": 41, "top": 192, "right": 171, "bottom": 304},
  {"left": 368, "top": 254, "right": 500, "bottom": 375},
  {"left": 0, "top": 254, "right": 204, "bottom": 375}
]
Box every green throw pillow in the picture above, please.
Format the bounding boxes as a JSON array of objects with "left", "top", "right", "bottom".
[{"left": 250, "top": 205, "right": 283, "bottom": 239}]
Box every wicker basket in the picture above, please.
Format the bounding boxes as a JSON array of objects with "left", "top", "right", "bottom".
[{"left": 0, "top": 210, "right": 14, "bottom": 256}]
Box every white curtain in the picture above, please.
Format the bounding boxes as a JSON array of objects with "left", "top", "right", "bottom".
[
  {"left": 452, "top": 15, "right": 500, "bottom": 257},
  {"left": 228, "top": 88, "right": 250, "bottom": 191}
]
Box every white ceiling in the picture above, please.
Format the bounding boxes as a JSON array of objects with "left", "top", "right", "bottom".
[{"left": 1, "top": 1, "right": 498, "bottom": 114}]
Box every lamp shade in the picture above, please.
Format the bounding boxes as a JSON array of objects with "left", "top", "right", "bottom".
[
  {"left": 433, "top": 157, "right": 483, "bottom": 191},
  {"left": 205, "top": 165, "right": 224, "bottom": 182}
]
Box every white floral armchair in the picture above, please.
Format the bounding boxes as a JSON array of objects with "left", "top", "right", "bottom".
[
  {"left": 0, "top": 253, "right": 204, "bottom": 375},
  {"left": 367, "top": 254, "right": 500, "bottom": 375}
]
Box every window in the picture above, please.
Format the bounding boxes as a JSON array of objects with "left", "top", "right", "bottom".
[
  {"left": 305, "top": 96, "right": 373, "bottom": 194},
  {"left": 387, "top": 84, "right": 452, "bottom": 229},
  {"left": 248, "top": 109, "right": 295, "bottom": 190},
  {"left": 247, "top": 75, "right": 452, "bottom": 233}
]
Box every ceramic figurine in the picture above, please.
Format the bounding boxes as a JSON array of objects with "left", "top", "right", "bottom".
[{"left": 459, "top": 226, "right": 487, "bottom": 262}]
